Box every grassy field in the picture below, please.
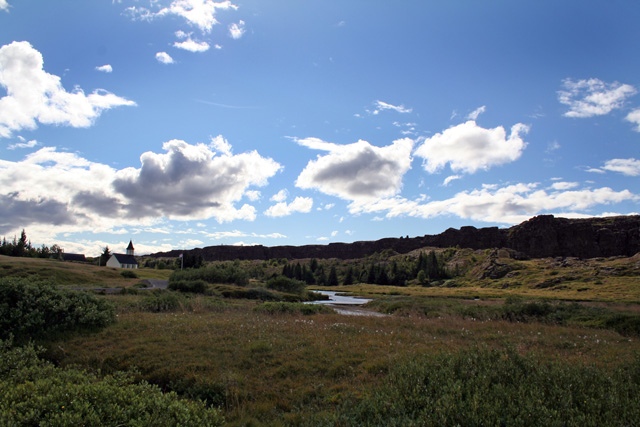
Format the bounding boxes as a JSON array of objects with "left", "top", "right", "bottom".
[
  {"left": 0, "top": 255, "right": 171, "bottom": 287},
  {"left": 3, "top": 252, "right": 640, "bottom": 424}
]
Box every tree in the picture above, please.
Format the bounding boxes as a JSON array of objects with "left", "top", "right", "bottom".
[
  {"left": 327, "top": 265, "right": 339, "bottom": 286},
  {"left": 100, "top": 246, "right": 112, "bottom": 266},
  {"left": 343, "top": 266, "right": 354, "bottom": 286}
]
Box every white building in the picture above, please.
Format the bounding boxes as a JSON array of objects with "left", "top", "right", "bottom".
[{"left": 106, "top": 240, "right": 139, "bottom": 269}]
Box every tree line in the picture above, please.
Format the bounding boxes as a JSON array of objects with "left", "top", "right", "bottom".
[{"left": 0, "top": 229, "right": 64, "bottom": 259}]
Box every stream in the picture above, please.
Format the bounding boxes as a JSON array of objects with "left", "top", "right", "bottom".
[{"left": 307, "top": 290, "right": 385, "bottom": 317}]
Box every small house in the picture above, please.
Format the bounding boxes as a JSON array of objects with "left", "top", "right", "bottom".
[
  {"left": 106, "top": 240, "right": 138, "bottom": 269},
  {"left": 62, "top": 253, "right": 86, "bottom": 262}
]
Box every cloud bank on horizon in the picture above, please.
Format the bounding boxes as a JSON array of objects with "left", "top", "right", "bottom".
[{"left": 0, "top": 1, "right": 638, "bottom": 256}]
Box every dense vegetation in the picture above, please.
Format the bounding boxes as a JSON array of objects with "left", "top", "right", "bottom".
[
  {"left": 0, "top": 229, "right": 64, "bottom": 259},
  {"left": 0, "top": 277, "right": 116, "bottom": 342},
  {"left": 0, "top": 340, "right": 224, "bottom": 426},
  {"left": 2, "top": 246, "right": 640, "bottom": 424}
]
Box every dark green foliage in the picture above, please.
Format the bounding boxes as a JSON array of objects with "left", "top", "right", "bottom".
[
  {"left": 100, "top": 245, "right": 111, "bottom": 266},
  {"left": 0, "top": 229, "right": 63, "bottom": 259},
  {"left": 170, "top": 262, "right": 248, "bottom": 286},
  {"left": 334, "top": 347, "right": 640, "bottom": 426},
  {"left": 168, "top": 279, "right": 208, "bottom": 294},
  {"left": 120, "top": 269, "right": 138, "bottom": 279},
  {"left": 0, "top": 278, "right": 116, "bottom": 341},
  {"left": 0, "top": 340, "right": 224, "bottom": 426},
  {"left": 138, "top": 291, "right": 189, "bottom": 312},
  {"left": 327, "top": 265, "right": 339, "bottom": 286},
  {"left": 266, "top": 276, "right": 306, "bottom": 294},
  {"left": 343, "top": 266, "right": 354, "bottom": 286},
  {"left": 254, "top": 302, "right": 335, "bottom": 315}
]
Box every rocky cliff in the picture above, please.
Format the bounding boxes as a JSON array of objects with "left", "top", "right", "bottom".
[{"left": 150, "top": 215, "right": 640, "bottom": 261}]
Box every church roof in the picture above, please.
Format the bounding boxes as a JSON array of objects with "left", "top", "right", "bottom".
[
  {"left": 111, "top": 253, "right": 138, "bottom": 265},
  {"left": 127, "top": 240, "right": 134, "bottom": 250}
]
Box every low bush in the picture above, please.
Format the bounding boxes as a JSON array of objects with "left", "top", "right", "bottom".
[
  {"left": 0, "top": 277, "right": 116, "bottom": 341},
  {"left": 254, "top": 302, "right": 335, "bottom": 315},
  {"left": 120, "top": 270, "right": 138, "bottom": 279},
  {"left": 266, "top": 276, "right": 306, "bottom": 295},
  {"left": 168, "top": 279, "right": 208, "bottom": 294},
  {"left": 331, "top": 347, "right": 640, "bottom": 425},
  {"left": 0, "top": 340, "right": 224, "bottom": 426},
  {"left": 138, "top": 291, "right": 190, "bottom": 312}
]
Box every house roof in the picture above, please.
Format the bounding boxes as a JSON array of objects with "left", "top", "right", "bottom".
[
  {"left": 62, "top": 253, "right": 86, "bottom": 262},
  {"left": 111, "top": 253, "right": 138, "bottom": 265}
]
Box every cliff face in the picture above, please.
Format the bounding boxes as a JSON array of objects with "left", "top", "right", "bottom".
[{"left": 150, "top": 215, "right": 640, "bottom": 261}]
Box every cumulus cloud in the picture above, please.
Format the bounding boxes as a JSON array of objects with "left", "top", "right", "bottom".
[
  {"left": 349, "top": 183, "right": 637, "bottom": 225},
  {"left": 95, "top": 64, "right": 113, "bottom": 73},
  {"left": 443, "top": 175, "right": 461, "bottom": 186},
  {"left": 208, "top": 134, "right": 231, "bottom": 155},
  {"left": 158, "top": 0, "right": 238, "bottom": 33},
  {"left": 295, "top": 137, "right": 414, "bottom": 201},
  {"left": 174, "top": 38, "right": 210, "bottom": 52},
  {"left": 414, "top": 120, "right": 529, "bottom": 174},
  {"left": 549, "top": 182, "right": 579, "bottom": 191},
  {"left": 0, "top": 139, "right": 281, "bottom": 239},
  {"left": 270, "top": 189, "right": 288, "bottom": 202},
  {"left": 625, "top": 108, "right": 640, "bottom": 131},
  {"left": 602, "top": 158, "right": 640, "bottom": 176},
  {"left": 558, "top": 78, "right": 637, "bottom": 118},
  {"left": 155, "top": 51, "right": 175, "bottom": 64},
  {"left": 113, "top": 139, "right": 281, "bottom": 222},
  {"left": 0, "top": 41, "right": 135, "bottom": 138},
  {"left": 466, "top": 105, "right": 486, "bottom": 120},
  {"left": 264, "top": 196, "right": 313, "bottom": 217},
  {"left": 229, "top": 20, "right": 246, "bottom": 39},
  {"left": 0, "top": 0, "right": 9, "bottom": 12},
  {"left": 370, "top": 100, "right": 412, "bottom": 115}
]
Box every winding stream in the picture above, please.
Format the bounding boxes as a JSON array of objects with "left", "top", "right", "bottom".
[{"left": 308, "top": 290, "right": 385, "bottom": 317}]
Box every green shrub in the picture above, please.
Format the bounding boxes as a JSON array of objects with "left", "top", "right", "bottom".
[
  {"left": 0, "top": 340, "right": 224, "bottom": 426},
  {"left": 139, "top": 291, "right": 190, "bottom": 312},
  {"left": 0, "top": 278, "right": 116, "bottom": 341},
  {"left": 168, "top": 279, "right": 208, "bottom": 294},
  {"left": 332, "top": 347, "right": 640, "bottom": 426},
  {"left": 266, "top": 276, "right": 306, "bottom": 295},
  {"left": 254, "top": 302, "right": 335, "bottom": 315},
  {"left": 120, "top": 270, "right": 138, "bottom": 279}
]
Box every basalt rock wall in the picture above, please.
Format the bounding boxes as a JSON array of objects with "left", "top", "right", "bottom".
[{"left": 151, "top": 215, "right": 640, "bottom": 261}]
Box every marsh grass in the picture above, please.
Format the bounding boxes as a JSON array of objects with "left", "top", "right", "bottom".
[{"left": 49, "top": 291, "right": 640, "bottom": 424}]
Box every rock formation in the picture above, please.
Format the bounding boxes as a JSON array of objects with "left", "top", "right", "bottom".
[{"left": 150, "top": 215, "right": 640, "bottom": 261}]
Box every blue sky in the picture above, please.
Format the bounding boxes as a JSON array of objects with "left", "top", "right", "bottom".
[{"left": 1, "top": 0, "right": 639, "bottom": 256}]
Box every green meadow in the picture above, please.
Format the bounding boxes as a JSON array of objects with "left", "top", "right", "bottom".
[{"left": 2, "top": 248, "right": 640, "bottom": 425}]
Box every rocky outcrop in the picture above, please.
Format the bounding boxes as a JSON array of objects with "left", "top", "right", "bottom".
[{"left": 150, "top": 215, "right": 640, "bottom": 261}]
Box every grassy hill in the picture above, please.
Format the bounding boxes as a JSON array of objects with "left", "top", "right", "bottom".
[{"left": 0, "top": 255, "right": 171, "bottom": 287}]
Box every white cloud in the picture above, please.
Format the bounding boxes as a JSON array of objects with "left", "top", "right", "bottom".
[
  {"left": 602, "top": 158, "right": 640, "bottom": 176},
  {"left": 174, "top": 38, "right": 210, "bottom": 52},
  {"left": 229, "top": 20, "right": 246, "bottom": 39},
  {"left": 245, "top": 190, "right": 261, "bottom": 201},
  {"left": 155, "top": 51, "right": 175, "bottom": 64},
  {"left": 295, "top": 137, "right": 414, "bottom": 202},
  {"left": 209, "top": 134, "right": 232, "bottom": 155},
  {"left": 95, "top": 64, "right": 113, "bottom": 73},
  {"left": 370, "top": 100, "right": 412, "bottom": 115},
  {"left": 625, "top": 108, "right": 640, "bottom": 131},
  {"left": 466, "top": 105, "right": 486, "bottom": 120},
  {"left": 549, "top": 181, "right": 579, "bottom": 190},
  {"left": 0, "top": 0, "right": 9, "bottom": 12},
  {"left": 414, "top": 120, "right": 529, "bottom": 175},
  {"left": 158, "top": 0, "right": 238, "bottom": 33},
  {"left": 7, "top": 138, "right": 39, "bottom": 150},
  {"left": 270, "top": 189, "right": 288, "bottom": 202},
  {"left": 265, "top": 196, "right": 313, "bottom": 217},
  {"left": 113, "top": 139, "right": 281, "bottom": 222},
  {"left": 330, "top": 230, "right": 338, "bottom": 237},
  {"left": 586, "top": 168, "right": 605, "bottom": 174},
  {"left": 558, "top": 78, "right": 637, "bottom": 118},
  {"left": 443, "top": 175, "right": 461, "bottom": 186},
  {"left": 0, "top": 41, "right": 135, "bottom": 139},
  {"left": 0, "top": 139, "right": 281, "bottom": 240},
  {"left": 349, "top": 183, "right": 637, "bottom": 225}
]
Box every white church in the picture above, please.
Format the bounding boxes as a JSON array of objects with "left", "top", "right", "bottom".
[{"left": 107, "top": 240, "right": 139, "bottom": 269}]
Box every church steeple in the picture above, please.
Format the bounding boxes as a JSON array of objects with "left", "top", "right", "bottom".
[{"left": 126, "top": 240, "right": 134, "bottom": 256}]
